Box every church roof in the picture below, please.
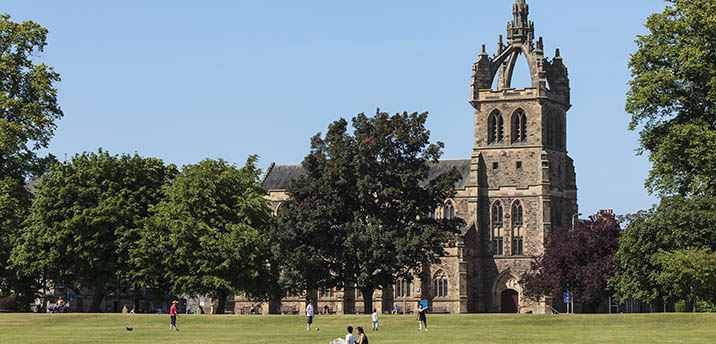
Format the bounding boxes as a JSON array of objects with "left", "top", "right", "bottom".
[{"left": 261, "top": 159, "right": 471, "bottom": 191}]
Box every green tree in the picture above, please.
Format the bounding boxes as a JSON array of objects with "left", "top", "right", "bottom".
[
  {"left": 135, "top": 157, "right": 273, "bottom": 314},
  {"left": 10, "top": 150, "right": 176, "bottom": 312},
  {"left": 612, "top": 195, "right": 716, "bottom": 304},
  {"left": 625, "top": 0, "right": 716, "bottom": 197},
  {"left": 273, "top": 110, "right": 462, "bottom": 313},
  {"left": 0, "top": 14, "right": 62, "bottom": 296},
  {"left": 657, "top": 247, "right": 716, "bottom": 312}
]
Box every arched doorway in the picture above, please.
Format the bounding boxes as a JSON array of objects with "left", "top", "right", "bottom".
[
  {"left": 500, "top": 289, "right": 519, "bottom": 313},
  {"left": 491, "top": 270, "right": 523, "bottom": 313}
]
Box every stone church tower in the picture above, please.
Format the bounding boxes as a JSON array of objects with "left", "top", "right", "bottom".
[
  {"left": 464, "top": 0, "right": 578, "bottom": 313},
  {"left": 248, "top": 0, "right": 577, "bottom": 315}
]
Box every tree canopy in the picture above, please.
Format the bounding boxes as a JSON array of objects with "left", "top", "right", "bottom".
[
  {"left": 0, "top": 14, "right": 62, "bottom": 297},
  {"left": 625, "top": 0, "right": 716, "bottom": 197},
  {"left": 656, "top": 247, "right": 716, "bottom": 312},
  {"left": 134, "top": 157, "right": 273, "bottom": 314},
  {"left": 612, "top": 195, "right": 716, "bottom": 304},
  {"left": 272, "top": 110, "right": 463, "bottom": 313},
  {"left": 10, "top": 150, "right": 176, "bottom": 311},
  {"left": 522, "top": 212, "right": 620, "bottom": 312}
]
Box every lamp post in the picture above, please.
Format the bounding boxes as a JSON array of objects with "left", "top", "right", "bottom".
[
  {"left": 567, "top": 212, "right": 581, "bottom": 315},
  {"left": 571, "top": 212, "right": 582, "bottom": 230}
]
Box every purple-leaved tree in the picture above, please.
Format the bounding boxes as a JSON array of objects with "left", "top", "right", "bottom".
[{"left": 522, "top": 211, "right": 620, "bottom": 313}]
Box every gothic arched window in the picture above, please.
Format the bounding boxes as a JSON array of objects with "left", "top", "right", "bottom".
[
  {"left": 544, "top": 111, "right": 554, "bottom": 147},
  {"left": 488, "top": 111, "right": 504, "bottom": 144},
  {"left": 554, "top": 115, "right": 562, "bottom": 149},
  {"left": 395, "top": 278, "right": 412, "bottom": 298},
  {"left": 511, "top": 110, "right": 527, "bottom": 143},
  {"left": 492, "top": 202, "right": 503, "bottom": 227},
  {"left": 444, "top": 200, "right": 455, "bottom": 220},
  {"left": 512, "top": 200, "right": 524, "bottom": 256},
  {"left": 433, "top": 271, "right": 448, "bottom": 298},
  {"left": 512, "top": 225, "right": 524, "bottom": 256},
  {"left": 492, "top": 202, "right": 504, "bottom": 255},
  {"left": 512, "top": 200, "right": 523, "bottom": 226}
]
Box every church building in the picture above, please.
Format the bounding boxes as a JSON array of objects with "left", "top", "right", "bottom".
[{"left": 251, "top": 0, "right": 577, "bottom": 314}]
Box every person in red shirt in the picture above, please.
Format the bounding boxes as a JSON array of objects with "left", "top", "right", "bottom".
[{"left": 169, "top": 300, "right": 179, "bottom": 332}]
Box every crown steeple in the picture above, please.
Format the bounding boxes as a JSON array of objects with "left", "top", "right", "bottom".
[{"left": 507, "top": 0, "right": 534, "bottom": 44}]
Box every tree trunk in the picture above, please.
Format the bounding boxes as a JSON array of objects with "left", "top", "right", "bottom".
[
  {"left": 361, "top": 288, "right": 374, "bottom": 314},
  {"left": 88, "top": 289, "right": 105, "bottom": 313},
  {"left": 215, "top": 290, "right": 226, "bottom": 314},
  {"left": 268, "top": 293, "right": 282, "bottom": 315}
]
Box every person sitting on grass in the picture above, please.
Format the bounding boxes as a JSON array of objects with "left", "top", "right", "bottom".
[
  {"left": 356, "top": 326, "right": 369, "bottom": 344},
  {"left": 330, "top": 326, "right": 356, "bottom": 344}
]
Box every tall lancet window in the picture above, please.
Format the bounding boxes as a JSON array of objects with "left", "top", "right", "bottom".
[
  {"left": 511, "top": 110, "right": 527, "bottom": 143},
  {"left": 488, "top": 111, "right": 504, "bottom": 144},
  {"left": 492, "top": 201, "right": 504, "bottom": 255}
]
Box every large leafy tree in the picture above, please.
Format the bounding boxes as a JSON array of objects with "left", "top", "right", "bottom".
[
  {"left": 10, "top": 150, "right": 176, "bottom": 312},
  {"left": 625, "top": 0, "right": 716, "bottom": 197},
  {"left": 0, "top": 14, "right": 62, "bottom": 296},
  {"left": 134, "top": 157, "right": 273, "bottom": 314},
  {"left": 656, "top": 247, "right": 716, "bottom": 312},
  {"left": 273, "top": 110, "right": 462, "bottom": 313},
  {"left": 612, "top": 195, "right": 716, "bottom": 304},
  {"left": 522, "top": 212, "right": 620, "bottom": 313}
]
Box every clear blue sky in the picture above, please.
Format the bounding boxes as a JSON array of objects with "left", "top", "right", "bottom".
[{"left": 5, "top": 0, "right": 667, "bottom": 216}]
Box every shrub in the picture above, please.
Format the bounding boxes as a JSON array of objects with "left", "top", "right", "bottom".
[
  {"left": 674, "top": 299, "right": 716, "bottom": 312},
  {"left": 0, "top": 296, "right": 19, "bottom": 311}
]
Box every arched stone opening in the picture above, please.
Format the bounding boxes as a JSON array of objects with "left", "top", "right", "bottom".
[
  {"left": 492, "top": 270, "right": 523, "bottom": 313},
  {"left": 500, "top": 289, "right": 519, "bottom": 313}
]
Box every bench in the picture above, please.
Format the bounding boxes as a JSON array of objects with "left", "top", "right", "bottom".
[
  {"left": 280, "top": 305, "right": 298, "bottom": 315},
  {"left": 239, "top": 306, "right": 257, "bottom": 314},
  {"left": 430, "top": 306, "right": 450, "bottom": 314}
]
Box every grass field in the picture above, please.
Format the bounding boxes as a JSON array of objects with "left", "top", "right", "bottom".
[{"left": 1, "top": 312, "right": 716, "bottom": 343}]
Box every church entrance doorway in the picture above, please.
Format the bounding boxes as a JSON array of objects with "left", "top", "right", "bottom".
[{"left": 500, "top": 289, "right": 519, "bottom": 313}]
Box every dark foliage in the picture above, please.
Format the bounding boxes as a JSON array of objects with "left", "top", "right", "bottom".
[
  {"left": 0, "top": 296, "right": 19, "bottom": 311},
  {"left": 271, "top": 110, "right": 463, "bottom": 313},
  {"left": 522, "top": 212, "right": 620, "bottom": 312}
]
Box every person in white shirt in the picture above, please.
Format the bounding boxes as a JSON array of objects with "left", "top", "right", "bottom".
[
  {"left": 306, "top": 300, "right": 314, "bottom": 331},
  {"left": 330, "top": 326, "right": 356, "bottom": 344},
  {"left": 345, "top": 326, "right": 357, "bottom": 344},
  {"left": 371, "top": 309, "right": 379, "bottom": 331}
]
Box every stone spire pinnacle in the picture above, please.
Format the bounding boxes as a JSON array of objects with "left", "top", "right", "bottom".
[{"left": 507, "top": 0, "right": 534, "bottom": 44}]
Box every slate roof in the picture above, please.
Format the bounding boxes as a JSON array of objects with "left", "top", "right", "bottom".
[{"left": 261, "top": 159, "right": 471, "bottom": 191}]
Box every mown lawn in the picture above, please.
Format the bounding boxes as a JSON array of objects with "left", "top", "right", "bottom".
[{"left": 1, "top": 312, "right": 715, "bottom": 343}]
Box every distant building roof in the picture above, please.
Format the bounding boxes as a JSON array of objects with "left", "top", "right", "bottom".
[
  {"left": 261, "top": 159, "right": 471, "bottom": 191},
  {"left": 25, "top": 177, "right": 40, "bottom": 194}
]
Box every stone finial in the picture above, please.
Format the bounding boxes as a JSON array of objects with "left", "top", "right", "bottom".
[
  {"left": 507, "top": 0, "right": 534, "bottom": 44},
  {"left": 555, "top": 48, "right": 561, "bottom": 58},
  {"left": 536, "top": 36, "right": 544, "bottom": 53},
  {"left": 498, "top": 35, "right": 504, "bottom": 54},
  {"left": 480, "top": 44, "right": 487, "bottom": 56}
]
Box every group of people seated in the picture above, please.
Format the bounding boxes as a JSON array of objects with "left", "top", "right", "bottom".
[{"left": 330, "top": 326, "right": 368, "bottom": 344}]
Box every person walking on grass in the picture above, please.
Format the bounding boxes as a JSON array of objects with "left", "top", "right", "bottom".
[
  {"left": 306, "top": 300, "right": 314, "bottom": 331},
  {"left": 169, "top": 300, "right": 179, "bottom": 332},
  {"left": 371, "top": 309, "right": 379, "bottom": 331},
  {"left": 417, "top": 304, "right": 428, "bottom": 331}
]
